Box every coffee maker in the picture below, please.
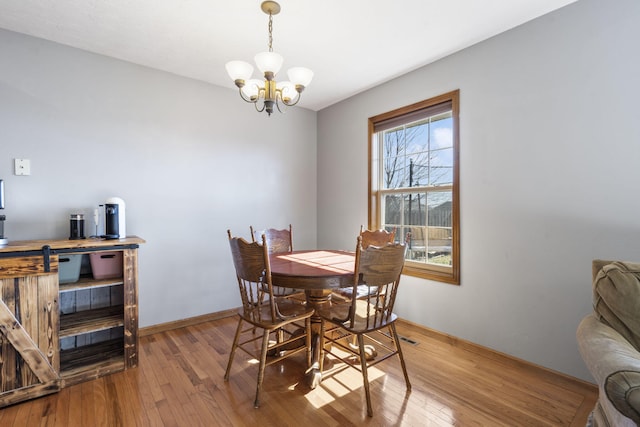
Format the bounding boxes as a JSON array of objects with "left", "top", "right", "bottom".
[{"left": 104, "top": 197, "right": 126, "bottom": 239}]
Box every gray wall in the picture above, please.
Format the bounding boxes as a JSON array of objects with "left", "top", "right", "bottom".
[
  {"left": 0, "top": 28, "right": 318, "bottom": 327},
  {"left": 317, "top": 0, "right": 640, "bottom": 381}
]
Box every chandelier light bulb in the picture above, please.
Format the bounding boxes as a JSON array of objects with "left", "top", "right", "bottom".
[
  {"left": 242, "top": 79, "right": 262, "bottom": 100},
  {"left": 277, "top": 81, "right": 297, "bottom": 102}
]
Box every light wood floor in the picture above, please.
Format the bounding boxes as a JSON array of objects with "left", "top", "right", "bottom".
[{"left": 0, "top": 316, "right": 597, "bottom": 426}]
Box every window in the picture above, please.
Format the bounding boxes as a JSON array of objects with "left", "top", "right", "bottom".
[{"left": 368, "top": 90, "right": 460, "bottom": 284}]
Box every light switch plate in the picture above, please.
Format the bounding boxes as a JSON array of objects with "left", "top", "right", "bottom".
[{"left": 14, "top": 158, "right": 31, "bottom": 176}]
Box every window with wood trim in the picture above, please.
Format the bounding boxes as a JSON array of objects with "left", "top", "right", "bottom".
[{"left": 368, "top": 90, "right": 460, "bottom": 284}]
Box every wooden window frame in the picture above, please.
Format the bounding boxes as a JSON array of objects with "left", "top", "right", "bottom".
[{"left": 368, "top": 90, "right": 460, "bottom": 285}]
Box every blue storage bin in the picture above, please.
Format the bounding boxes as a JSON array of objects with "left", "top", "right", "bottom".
[{"left": 59, "top": 254, "right": 83, "bottom": 284}]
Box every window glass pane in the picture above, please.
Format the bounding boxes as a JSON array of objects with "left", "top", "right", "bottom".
[
  {"left": 406, "top": 225, "right": 426, "bottom": 262},
  {"left": 426, "top": 191, "right": 452, "bottom": 266},
  {"left": 429, "top": 147, "right": 453, "bottom": 185},
  {"left": 427, "top": 191, "right": 452, "bottom": 227},
  {"left": 404, "top": 192, "right": 426, "bottom": 226},
  {"left": 430, "top": 114, "right": 453, "bottom": 149},
  {"left": 383, "top": 129, "right": 406, "bottom": 189},
  {"left": 429, "top": 114, "right": 453, "bottom": 185},
  {"left": 406, "top": 122, "right": 429, "bottom": 188},
  {"left": 383, "top": 194, "right": 403, "bottom": 225},
  {"left": 392, "top": 190, "right": 452, "bottom": 264}
]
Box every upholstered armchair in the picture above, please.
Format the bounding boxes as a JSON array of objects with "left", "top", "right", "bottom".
[{"left": 577, "top": 260, "right": 640, "bottom": 426}]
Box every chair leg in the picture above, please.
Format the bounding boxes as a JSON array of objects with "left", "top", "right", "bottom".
[
  {"left": 224, "top": 316, "right": 243, "bottom": 381},
  {"left": 254, "top": 329, "right": 271, "bottom": 408},
  {"left": 357, "top": 333, "right": 373, "bottom": 417},
  {"left": 305, "top": 317, "right": 312, "bottom": 369},
  {"left": 390, "top": 323, "right": 411, "bottom": 391},
  {"left": 319, "top": 320, "right": 325, "bottom": 373}
]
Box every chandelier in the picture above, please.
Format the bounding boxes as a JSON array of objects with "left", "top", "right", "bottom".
[{"left": 225, "top": 1, "right": 313, "bottom": 116}]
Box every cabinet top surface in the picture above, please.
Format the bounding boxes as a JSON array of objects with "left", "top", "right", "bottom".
[{"left": 0, "top": 236, "right": 145, "bottom": 253}]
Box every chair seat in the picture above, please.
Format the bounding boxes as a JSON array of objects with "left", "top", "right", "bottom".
[
  {"left": 239, "top": 299, "right": 314, "bottom": 329},
  {"left": 318, "top": 299, "right": 397, "bottom": 333},
  {"left": 333, "top": 285, "right": 379, "bottom": 299},
  {"left": 276, "top": 298, "right": 314, "bottom": 318}
]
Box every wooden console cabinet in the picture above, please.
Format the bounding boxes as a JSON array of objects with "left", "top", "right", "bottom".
[{"left": 0, "top": 236, "right": 144, "bottom": 407}]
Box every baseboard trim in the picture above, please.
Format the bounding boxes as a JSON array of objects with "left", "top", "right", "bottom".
[
  {"left": 139, "top": 308, "right": 238, "bottom": 337},
  {"left": 397, "top": 318, "right": 597, "bottom": 392}
]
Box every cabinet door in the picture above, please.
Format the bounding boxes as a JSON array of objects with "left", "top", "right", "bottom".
[{"left": 0, "top": 256, "right": 60, "bottom": 407}]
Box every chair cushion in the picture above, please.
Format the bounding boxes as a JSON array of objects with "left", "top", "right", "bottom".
[{"left": 593, "top": 261, "right": 640, "bottom": 352}]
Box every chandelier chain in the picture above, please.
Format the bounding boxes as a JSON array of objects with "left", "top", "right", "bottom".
[{"left": 268, "top": 13, "right": 273, "bottom": 52}]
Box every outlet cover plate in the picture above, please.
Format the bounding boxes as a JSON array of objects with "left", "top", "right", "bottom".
[{"left": 14, "top": 159, "right": 31, "bottom": 176}]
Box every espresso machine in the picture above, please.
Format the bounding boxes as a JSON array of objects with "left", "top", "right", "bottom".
[{"left": 104, "top": 197, "right": 126, "bottom": 239}]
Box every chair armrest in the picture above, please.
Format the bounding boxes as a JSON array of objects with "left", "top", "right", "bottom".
[{"left": 577, "top": 314, "right": 640, "bottom": 424}]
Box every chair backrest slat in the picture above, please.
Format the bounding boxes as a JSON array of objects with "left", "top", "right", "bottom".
[
  {"left": 250, "top": 224, "right": 293, "bottom": 253},
  {"left": 228, "top": 230, "right": 277, "bottom": 322},
  {"left": 359, "top": 226, "right": 396, "bottom": 249}
]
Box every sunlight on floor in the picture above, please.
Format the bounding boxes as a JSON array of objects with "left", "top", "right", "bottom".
[
  {"left": 304, "top": 360, "right": 385, "bottom": 408},
  {"left": 241, "top": 332, "right": 457, "bottom": 424},
  {"left": 303, "top": 355, "right": 456, "bottom": 425}
]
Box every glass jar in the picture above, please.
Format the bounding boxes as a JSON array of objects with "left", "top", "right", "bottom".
[{"left": 69, "top": 213, "right": 85, "bottom": 240}]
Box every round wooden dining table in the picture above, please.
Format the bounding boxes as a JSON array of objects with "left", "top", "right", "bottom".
[{"left": 269, "top": 249, "right": 355, "bottom": 388}]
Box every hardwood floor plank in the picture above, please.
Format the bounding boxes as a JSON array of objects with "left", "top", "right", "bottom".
[
  {"left": 65, "top": 381, "right": 83, "bottom": 426},
  {"left": 0, "top": 315, "right": 597, "bottom": 426},
  {"left": 10, "top": 392, "right": 33, "bottom": 425},
  {"left": 23, "top": 391, "right": 45, "bottom": 426},
  {"left": 92, "top": 378, "right": 111, "bottom": 427}
]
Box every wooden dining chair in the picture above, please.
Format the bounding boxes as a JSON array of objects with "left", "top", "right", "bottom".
[
  {"left": 359, "top": 225, "right": 396, "bottom": 248},
  {"left": 333, "top": 226, "right": 398, "bottom": 303},
  {"left": 225, "top": 230, "right": 313, "bottom": 408},
  {"left": 318, "top": 236, "right": 411, "bottom": 417},
  {"left": 250, "top": 224, "right": 303, "bottom": 299}
]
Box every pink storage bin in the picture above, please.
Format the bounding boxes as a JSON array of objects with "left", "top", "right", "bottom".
[{"left": 89, "top": 251, "right": 123, "bottom": 279}]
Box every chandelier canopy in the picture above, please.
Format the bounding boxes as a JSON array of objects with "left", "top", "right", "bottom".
[{"left": 225, "top": 1, "right": 313, "bottom": 116}]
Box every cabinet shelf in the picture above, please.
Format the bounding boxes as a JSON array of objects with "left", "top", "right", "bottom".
[
  {"left": 60, "top": 338, "right": 125, "bottom": 386},
  {"left": 59, "top": 305, "right": 124, "bottom": 338},
  {"left": 59, "top": 276, "right": 124, "bottom": 292}
]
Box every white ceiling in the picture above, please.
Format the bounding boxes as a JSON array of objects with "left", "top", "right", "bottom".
[{"left": 0, "top": 0, "right": 577, "bottom": 111}]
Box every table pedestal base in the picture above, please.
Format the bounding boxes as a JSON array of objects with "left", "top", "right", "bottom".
[
  {"left": 304, "top": 289, "right": 335, "bottom": 389},
  {"left": 305, "top": 333, "right": 323, "bottom": 389}
]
